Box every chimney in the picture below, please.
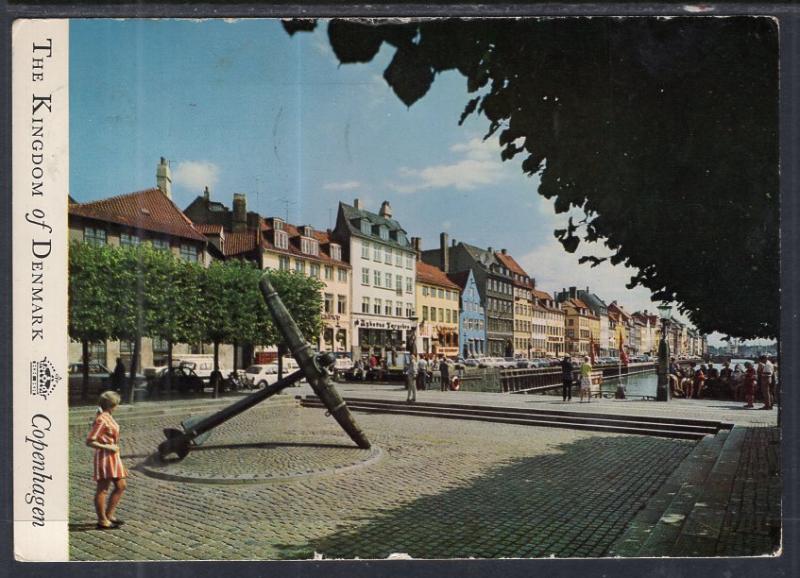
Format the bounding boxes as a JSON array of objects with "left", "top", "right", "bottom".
[
  {"left": 501, "top": 248, "right": 507, "bottom": 255},
  {"left": 410, "top": 236, "right": 422, "bottom": 255},
  {"left": 156, "top": 157, "right": 172, "bottom": 199},
  {"left": 440, "top": 232, "right": 449, "bottom": 273},
  {"left": 569, "top": 286, "right": 577, "bottom": 299},
  {"left": 488, "top": 246, "right": 493, "bottom": 254},
  {"left": 353, "top": 198, "right": 362, "bottom": 210},
  {"left": 203, "top": 185, "right": 210, "bottom": 201},
  {"left": 232, "top": 193, "right": 247, "bottom": 233},
  {"left": 451, "top": 238, "right": 456, "bottom": 247},
  {"left": 379, "top": 200, "right": 393, "bottom": 219}
]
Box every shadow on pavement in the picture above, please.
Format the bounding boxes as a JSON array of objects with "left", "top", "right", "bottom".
[{"left": 271, "top": 434, "right": 696, "bottom": 560}]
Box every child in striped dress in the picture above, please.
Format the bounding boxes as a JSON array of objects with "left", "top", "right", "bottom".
[{"left": 86, "top": 391, "right": 127, "bottom": 530}]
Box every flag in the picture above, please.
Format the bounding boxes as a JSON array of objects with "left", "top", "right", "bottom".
[
  {"left": 619, "top": 329, "right": 629, "bottom": 365},
  {"left": 589, "top": 336, "right": 596, "bottom": 365}
]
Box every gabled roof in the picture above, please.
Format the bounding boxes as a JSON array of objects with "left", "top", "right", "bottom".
[
  {"left": 494, "top": 251, "right": 530, "bottom": 282},
  {"left": 223, "top": 230, "right": 261, "bottom": 257},
  {"left": 261, "top": 218, "right": 350, "bottom": 267},
  {"left": 337, "top": 202, "right": 412, "bottom": 251},
  {"left": 69, "top": 188, "right": 207, "bottom": 242},
  {"left": 416, "top": 261, "right": 461, "bottom": 291},
  {"left": 446, "top": 270, "right": 473, "bottom": 289},
  {"left": 533, "top": 289, "right": 554, "bottom": 301}
]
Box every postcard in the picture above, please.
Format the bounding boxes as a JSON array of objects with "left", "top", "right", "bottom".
[{"left": 11, "top": 17, "right": 780, "bottom": 562}]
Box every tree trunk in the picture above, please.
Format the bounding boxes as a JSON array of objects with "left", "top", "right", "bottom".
[
  {"left": 81, "top": 339, "right": 90, "bottom": 403},
  {"left": 127, "top": 334, "right": 141, "bottom": 404},
  {"left": 212, "top": 340, "right": 220, "bottom": 399},
  {"left": 277, "top": 343, "right": 285, "bottom": 380},
  {"left": 233, "top": 341, "right": 238, "bottom": 372},
  {"left": 166, "top": 339, "right": 173, "bottom": 395}
]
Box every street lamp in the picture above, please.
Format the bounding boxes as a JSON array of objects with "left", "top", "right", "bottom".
[
  {"left": 407, "top": 314, "right": 419, "bottom": 356},
  {"left": 656, "top": 303, "right": 673, "bottom": 402}
]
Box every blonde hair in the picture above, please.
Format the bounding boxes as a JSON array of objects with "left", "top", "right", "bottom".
[{"left": 98, "top": 391, "right": 121, "bottom": 411}]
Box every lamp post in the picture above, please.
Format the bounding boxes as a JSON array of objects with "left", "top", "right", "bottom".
[
  {"left": 407, "top": 315, "right": 419, "bottom": 356},
  {"left": 656, "top": 303, "right": 673, "bottom": 402}
]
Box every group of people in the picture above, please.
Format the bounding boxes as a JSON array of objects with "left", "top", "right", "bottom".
[
  {"left": 403, "top": 354, "right": 457, "bottom": 403},
  {"left": 560, "top": 355, "right": 595, "bottom": 403},
  {"left": 669, "top": 355, "right": 777, "bottom": 409}
]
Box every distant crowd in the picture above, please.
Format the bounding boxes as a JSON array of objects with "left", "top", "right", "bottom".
[{"left": 668, "top": 355, "right": 777, "bottom": 409}]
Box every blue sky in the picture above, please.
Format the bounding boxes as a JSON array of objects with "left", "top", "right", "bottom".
[{"left": 70, "top": 19, "right": 752, "bottom": 346}]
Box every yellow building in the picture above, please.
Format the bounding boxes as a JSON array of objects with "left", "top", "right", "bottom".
[
  {"left": 495, "top": 250, "right": 535, "bottom": 358},
  {"left": 561, "top": 298, "right": 593, "bottom": 356},
  {"left": 534, "top": 290, "right": 565, "bottom": 357},
  {"left": 416, "top": 261, "right": 461, "bottom": 357},
  {"left": 260, "top": 218, "right": 352, "bottom": 354}
]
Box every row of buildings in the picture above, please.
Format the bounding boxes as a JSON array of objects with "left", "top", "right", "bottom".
[{"left": 67, "top": 158, "right": 707, "bottom": 371}]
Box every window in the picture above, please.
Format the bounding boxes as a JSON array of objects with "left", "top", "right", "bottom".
[
  {"left": 373, "top": 270, "right": 382, "bottom": 287},
  {"left": 330, "top": 243, "right": 341, "bottom": 261},
  {"left": 379, "top": 226, "right": 389, "bottom": 240},
  {"left": 437, "top": 288, "right": 444, "bottom": 299},
  {"left": 84, "top": 227, "right": 106, "bottom": 246},
  {"left": 310, "top": 263, "right": 321, "bottom": 278},
  {"left": 274, "top": 230, "right": 289, "bottom": 250},
  {"left": 151, "top": 238, "right": 170, "bottom": 251},
  {"left": 396, "top": 275, "right": 403, "bottom": 292},
  {"left": 120, "top": 233, "right": 139, "bottom": 247},
  {"left": 385, "top": 247, "right": 393, "bottom": 264},
  {"left": 453, "top": 309, "right": 458, "bottom": 323},
  {"left": 362, "top": 297, "right": 370, "bottom": 313},
  {"left": 427, "top": 307, "right": 433, "bottom": 321},
  {"left": 294, "top": 260, "right": 305, "bottom": 274},
  {"left": 324, "top": 266, "right": 333, "bottom": 280},
  {"left": 446, "top": 309, "right": 451, "bottom": 323},
  {"left": 279, "top": 255, "right": 290, "bottom": 271},
  {"left": 324, "top": 293, "right": 334, "bottom": 313},
  {"left": 374, "top": 298, "right": 382, "bottom": 315},
  {"left": 385, "top": 300, "right": 392, "bottom": 316},
  {"left": 362, "top": 242, "right": 370, "bottom": 259},
  {"left": 301, "top": 237, "right": 319, "bottom": 256},
  {"left": 337, "top": 268, "right": 348, "bottom": 282},
  {"left": 337, "top": 295, "right": 347, "bottom": 314},
  {"left": 405, "top": 277, "right": 412, "bottom": 293},
  {"left": 406, "top": 254, "right": 413, "bottom": 269},
  {"left": 395, "top": 302, "right": 402, "bottom": 317},
  {"left": 362, "top": 268, "right": 370, "bottom": 285},
  {"left": 373, "top": 244, "right": 381, "bottom": 261},
  {"left": 180, "top": 244, "right": 198, "bottom": 262},
  {"left": 88, "top": 341, "right": 107, "bottom": 366},
  {"left": 385, "top": 272, "right": 393, "bottom": 289},
  {"left": 438, "top": 308, "right": 444, "bottom": 322},
  {"left": 396, "top": 252, "right": 403, "bottom": 266},
  {"left": 360, "top": 220, "right": 372, "bottom": 235},
  {"left": 405, "top": 303, "right": 413, "bottom": 318}
]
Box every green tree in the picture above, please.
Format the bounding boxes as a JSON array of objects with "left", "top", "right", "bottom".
[
  {"left": 263, "top": 268, "right": 324, "bottom": 379},
  {"left": 287, "top": 17, "right": 778, "bottom": 339},
  {"left": 68, "top": 241, "right": 115, "bottom": 402}
]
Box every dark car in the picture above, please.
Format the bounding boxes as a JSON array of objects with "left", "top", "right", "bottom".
[
  {"left": 147, "top": 364, "right": 204, "bottom": 395},
  {"left": 68, "top": 362, "right": 111, "bottom": 398}
]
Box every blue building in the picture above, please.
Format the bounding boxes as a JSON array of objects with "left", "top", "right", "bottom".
[{"left": 450, "top": 269, "right": 486, "bottom": 357}]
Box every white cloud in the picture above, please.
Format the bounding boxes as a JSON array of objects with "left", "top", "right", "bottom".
[
  {"left": 387, "top": 137, "right": 510, "bottom": 194},
  {"left": 323, "top": 180, "right": 362, "bottom": 192},
  {"left": 172, "top": 161, "right": 220, "bottom": 191}
]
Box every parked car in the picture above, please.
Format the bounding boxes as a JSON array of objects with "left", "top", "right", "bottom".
[
  {"left": 244, "top": 364, "right": 280, "bottom": 389},
  {"left": 147, "top": 363, "right": 204, "bottom": 394},
  {"left": 68, "top": 362, "right": 111, "bottom": 396}
]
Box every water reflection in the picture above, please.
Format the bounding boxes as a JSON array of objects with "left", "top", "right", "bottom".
[{"left": 602, "top": 370, "right": 657, "bottom": 398}]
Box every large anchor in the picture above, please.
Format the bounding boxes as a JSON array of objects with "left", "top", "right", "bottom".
[{"left": 157, "top": 274, "right": 371, "bottom": 460}]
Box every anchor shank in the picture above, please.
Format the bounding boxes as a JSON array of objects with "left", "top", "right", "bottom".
[{"left": 259, "top": 275, "right": 371, "bottom": 449}]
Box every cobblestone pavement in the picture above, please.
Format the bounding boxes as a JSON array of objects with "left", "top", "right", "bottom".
[
  {"left": 69, "top": 403, "right": 694, "bottom": 560},
  {"left": 716, "top": 426, "right": 781, "bottom": 556}
]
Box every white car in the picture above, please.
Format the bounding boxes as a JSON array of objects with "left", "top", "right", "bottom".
[{"left": 244, "top": 358, "right": 304, "bottom": 388}]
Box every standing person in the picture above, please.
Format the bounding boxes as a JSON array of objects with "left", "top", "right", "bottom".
[
  {"left": 743, "top": 361, "right": 757, "bottom": 408},
  {"left": 110, "top": 358, "right": 126, "bottom": 393},
  {"left": 757, "top": 354, "right": 774, "bottom": 409},
  {"left": 86, "top": 391, "right": 127, "bottom": 530},
  {"left": 404, "top": 354, "right": 418, "bottom": 404},
  {"left": 719, "top": 361, "right": 733, "bottom": 399},
  {"left": 416, "top": 354, "right": 429, "bottom": 392},
  {"left": 579, "top": 356, "right": 593, "bottom": 403},
  {"left": 439, "top": 356, "right": 450, "bottom": 392},
  {"left": 732, "top": 364, "right": 744, "bottom": 401},
  {"left": 693, "top": 364, "right": 706, "bottom": 399},
  {"left": 560, "top": 355, "right": 574, "bottom": 402}
]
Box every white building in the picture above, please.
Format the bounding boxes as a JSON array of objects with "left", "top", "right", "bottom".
[{"left": 333, "top": 199, "right": 417, "bottom": 364}]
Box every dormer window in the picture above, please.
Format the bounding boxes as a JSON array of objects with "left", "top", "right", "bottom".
[
  {"left": 378, "top": 225, "right": 389, "bottom": 240},
  {"left": 330, "top": 243, "right": 341, "bottom": 261},
  {"left": 300, "top": 237, "right": 319, "bottom": 256},
  {"left": 273, "top": 218, "right": 284, "bottom": 231},
  {"left": 359, "top": 219, "right": 371, "bottom": 235},
  {"left": 397, "top": 231, "right": 407, "bottom": 245},
  {"left": 302, "top": 225, "right": 313, "bottom": 237},
  {"left": 274, "top": 230, "right": 289, "bottom": 250}
]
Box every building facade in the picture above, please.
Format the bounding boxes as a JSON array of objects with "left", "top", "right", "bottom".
[
  {"left": 534, "top": 290, "right": 565, "bottom": 357},
  {"left": 561, "top": 298, "right": 594, "bottom": 355},
  {"left": 450, "top": 269, "right": 486, "bottom": 357},
  {"left": 415, "top": 261, "right": 461, "bottom": 357},
  {"left": 333, "top": 200, "right": 417, "bottom": 363},
  {"left": 495, "top": 249, "right": 535, "bottom": 358}
]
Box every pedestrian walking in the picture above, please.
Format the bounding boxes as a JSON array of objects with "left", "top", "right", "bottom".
[
  {"left": 579, "top": 356, "right": 592, "bottom": 403},
  {"left": 416, "top": 355, "right": 429, "bottom": 392},
  {"left": 743, "top": 362, "right": 757, "bottom": 408},
  {"left": 405, "top": 354, "right": 418, "bottom": 403},
  {"left": 86, "top": 391, "right": 127, "bottom": 530},
  {"left": 732, "top": 364, "right": 744, "bottom": 401},
  {"left": 110, "top": 357, "right": 126, "bottom": 393},
  {"left": 560, "top": 355, "right": 574, "bottom": 402},
  {"left": 757, "top": 354, "right": 774, "bottom": 409},
  {"left": 439, "top": 356, "right": 450, "bottom": 392}
]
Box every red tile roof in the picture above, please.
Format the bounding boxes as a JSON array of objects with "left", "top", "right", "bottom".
[
  {"left": 195, "top": 223, "right": 223, "bottom": 235},
  {"left": 494, "top": 251, "right": 530, "bottom": 282},
  {"left": 260, "top": 219, "right": 350, "bottom": 267},
  {"left": 533, "top": 289, "right": 554, "bottom": 301},
  {"left": 69, "top": 188, "right": 207, "bottom": 242},
  {"left": 416, "top": 261, "right": 461, "bottom": 290},
  {"left": 223, "top": 230, "right": 261, "bottom": 257}
]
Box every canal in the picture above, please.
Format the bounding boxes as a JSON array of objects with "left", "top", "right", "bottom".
[{"left": 601, "top": 369, "right": 658, "bottom": 399}]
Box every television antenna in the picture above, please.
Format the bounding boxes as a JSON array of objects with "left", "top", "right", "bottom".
[{"left": 277, "top": 197, "right": 296, "bottom": 222}]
